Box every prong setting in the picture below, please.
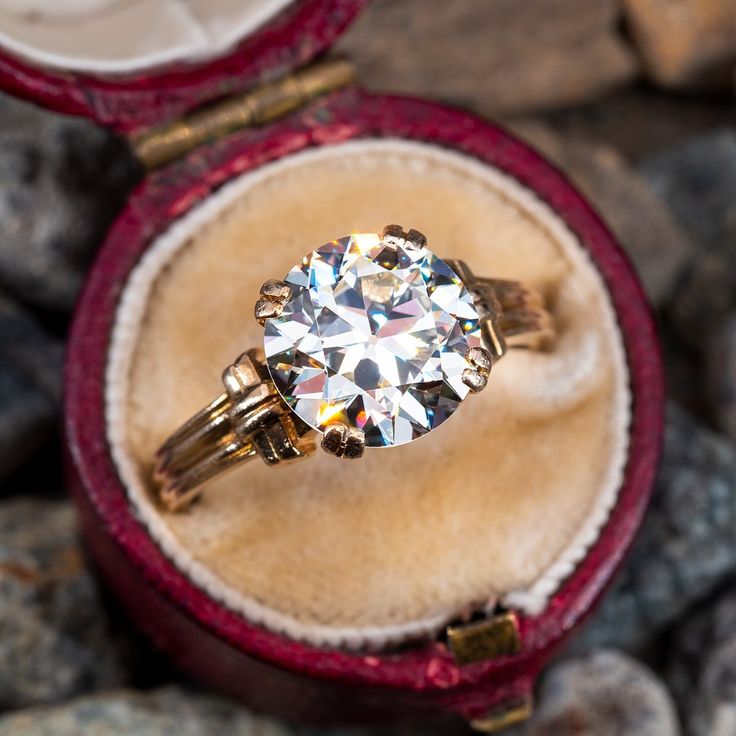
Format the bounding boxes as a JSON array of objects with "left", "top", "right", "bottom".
[
  {"left": 406, "top": 228, "right": 427, "bottom": 248},
  {"left": 462, "top": 346, "right": 493, "bottom": 393},
  {"left": 381, "top": 224, "right": 404, "bottom": 249},
  {"left": 260, "top": 279, "right": 291, "bottom": 302},
  {"left": 255, "top": 279, "right": 291, "bottom": 326},
  {"left": 381, "top": 224, "right": 427, "bottom": 251},
  {"left": 321, "top": 423, "right": 365, "bottom": 459}
]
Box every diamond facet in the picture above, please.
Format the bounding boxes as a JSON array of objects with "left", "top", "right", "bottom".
[{"left": 263, "top": 233, "right": 483, "bottom": 448}]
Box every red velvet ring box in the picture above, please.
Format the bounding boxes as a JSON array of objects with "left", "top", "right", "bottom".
[{"left": 0, "top": 1, "right": 663, "bottom": 730}]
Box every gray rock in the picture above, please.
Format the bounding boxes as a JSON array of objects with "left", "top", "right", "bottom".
[
  {"left": 510, "top": 121, "right": 693, "bottom": 305},
  {"left": 667, "top": 589, "right": 736, "bottom": 736},
  {"left": 0, "top": 686, "right": 291, "bottom": 736},
  {"left": 0, "top": 686, "right": 466, "bottom": 736},
  {"left": 640, "top": 130, "right": 736, "bottom": 349},
  {"left": 0, "top": 292, "right": 63, "bottom": 483},
  {"left": 571, "top": 404, "right": 736, "bottom": 653},
  {"left": 339, "top": 0, "right": 638, "bottom": 118},
  {"left": 0, "top": 498, "right": 127, "bottom": 709},
  {"left": 508, "top": 650, "right": 680, "bottom": 736},
  {"left": 521, "top": 88, "right": 736, "bottom": 164},
  {"left": 0, "top": 93, "right": 138, "bottom": 311},
  {"left": 706, "top": 313, "right": 736, "bottom": 444}
]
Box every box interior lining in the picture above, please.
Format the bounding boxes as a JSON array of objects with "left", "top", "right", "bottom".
[
  {"left": 106, "top": 138, "right": 630, "bottom": 650},
  {"left": 0, "top": 0, "right": 293, "bottom": 73}
]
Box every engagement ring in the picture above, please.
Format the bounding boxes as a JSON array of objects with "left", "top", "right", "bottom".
[{"left": 154, "top": 225, "right": 554, "bottom": 510}]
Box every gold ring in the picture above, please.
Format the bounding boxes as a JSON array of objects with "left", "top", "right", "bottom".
[{"left": 154, "top": 224, "right": 555, "bottom": 511}]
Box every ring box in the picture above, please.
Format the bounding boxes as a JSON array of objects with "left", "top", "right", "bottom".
[{"left": 0, "top": 1, "right": 663, "bottom": 730}]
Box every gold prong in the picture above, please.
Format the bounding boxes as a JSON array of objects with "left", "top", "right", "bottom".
[
  {"left": 254, "top": 297, "right": 283, "bottom": 325},
  {"left": 382, "top": 224, "right": 404, "bottom": 245},
  {"left": 462, "top": 368, "right": 488, "bottom": 393},
  {"left": 321, "top": 423, "right": 365, "bottom": 459},
  {"left": 260, "top": 279, "right": 291, "bottom": 302},
  {"left": 343, "top": 428, "right": 366, "bottom": 459},
  {"left": 321, "top": 423, "right": 347, "bottom": 455},
  {"left": 406, "top": 228, "right": 427, "bottom": 248},
  {"left": 381, "top": 224, "right": 427, "bottom": 250},
  {"left": 463, "top": 346, "right": 493, "bottom": 393},
  {"left": 466, "top": 346, "right": 492, "bottom": 373},
  {"left": 254, "top": 280, "right": 291, "bottom": 326}
]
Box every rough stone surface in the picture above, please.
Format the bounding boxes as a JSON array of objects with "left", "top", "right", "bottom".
[
  {"left": 0, "top": 292, "right": 63, "bottom": 483},
  {"left": 0, "top": 687, "right": 291, "bottom": 736},
  {"left": 339, "top": 0, "right": 638, "bottom": 117},
  {"left": 570, "top": 404, "right": 736, "bottom": 653},
  {"left": 511, "top": 121, "right": 693, "bottom": 305},
  {"left": 531, "top": 88, "right": 736, "bottom": 163},
  {"left": 623, "top": 0, "right": 736, "bottom": 88},
  {"left": 0, "top": 686, "right": 469, "bottom": 736},
  {"left": 0, "top": 498, "right": 127, "bottom": 709},
  {"left": 0, "top": 93, "right": 139, "bottom": 311},
  {"left": 640, "top": 130, "right": 736, "bottom": 349},
  {"left": 667, "top": 589, "right": 736, "bottom": 736},
  {"left": 508, "top": 650, "right": 680, "bottom": 736},
  {"left": 706, "top": 313, "right": 736, "bottom": 444}
]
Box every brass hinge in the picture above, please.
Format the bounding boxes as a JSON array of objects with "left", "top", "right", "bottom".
[{"left": 130, "top": 57, "right": 356, "bottom": 170}]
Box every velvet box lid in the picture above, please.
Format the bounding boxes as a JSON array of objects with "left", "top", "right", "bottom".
[
  {"left": 0, "top": 2, "right": 663, "bottom": 731},
  {"left": 0, "top": 0, "right": 366, "bottom": 131}
]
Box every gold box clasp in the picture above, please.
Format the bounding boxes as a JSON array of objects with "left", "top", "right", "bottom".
[{"left": 446, "top": 611, "right": 522, "bottom": 666}]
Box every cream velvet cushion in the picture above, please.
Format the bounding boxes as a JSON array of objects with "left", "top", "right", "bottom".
[{"left": 106, "top": 139, "right": 630, "bottom": 649}]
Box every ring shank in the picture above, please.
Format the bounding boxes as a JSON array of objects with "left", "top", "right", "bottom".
[
  {"left": 153, "top": 268, "right": 555, "bottom": 511},
  {"left": 445, "top": 259, "right": 555, "bottom": 358},
  {"left": 154, "top": 349, "right": 315, "bottom": 511}
]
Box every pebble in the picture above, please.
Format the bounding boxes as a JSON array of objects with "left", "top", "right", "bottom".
[
  {"left": 571, "top": 404, "right": 736, "bottom": 653},
  {"left": 0, "top": 686, "right": 472, "bottom": 736},
  {"left": 667, "top": 589, "right": 736, "bottom": 736},
  {"left": 706, "top": 312, "right": 736, "bottom": 445},
  {"left": 623, "top": 0, "right": 736, "bottom": 88},
  {"left": 0, "top": 498, "right": 127, "bottom": 709},
  {"left": 508, "top": 650, "right": 680, "bottom": 736},
  {"left": 0, "top": 94, "right": 138, "bottom": 311},
  {"left": 339, "top": 0, "right": 638, "bottom": 117},
  {"left": 0, "top": 686, "right": 291, "bottom": 736},
  {"left": 0, "top": 292, "right": 63, "bottom": 483},
  {"left": 0, "top": 665, "right": 679, "bottom": 736},
  {"left": 511, "top": 121, "right": 693, "bottom": 306},
  {"left": 640, "top": 129, "right": 736, "bottom": 350}
]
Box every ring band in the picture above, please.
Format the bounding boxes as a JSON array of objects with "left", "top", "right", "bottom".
[{"left": 154, "top": 225, "right": 554, "bottom": 511}]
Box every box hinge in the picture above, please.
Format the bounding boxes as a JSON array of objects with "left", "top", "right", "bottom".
[
  {"left": 130, "top": 57, "right": 356, "bottom": 170},
  {"left": 446, "top": 610, "right": 522, "bottom": 666}
]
